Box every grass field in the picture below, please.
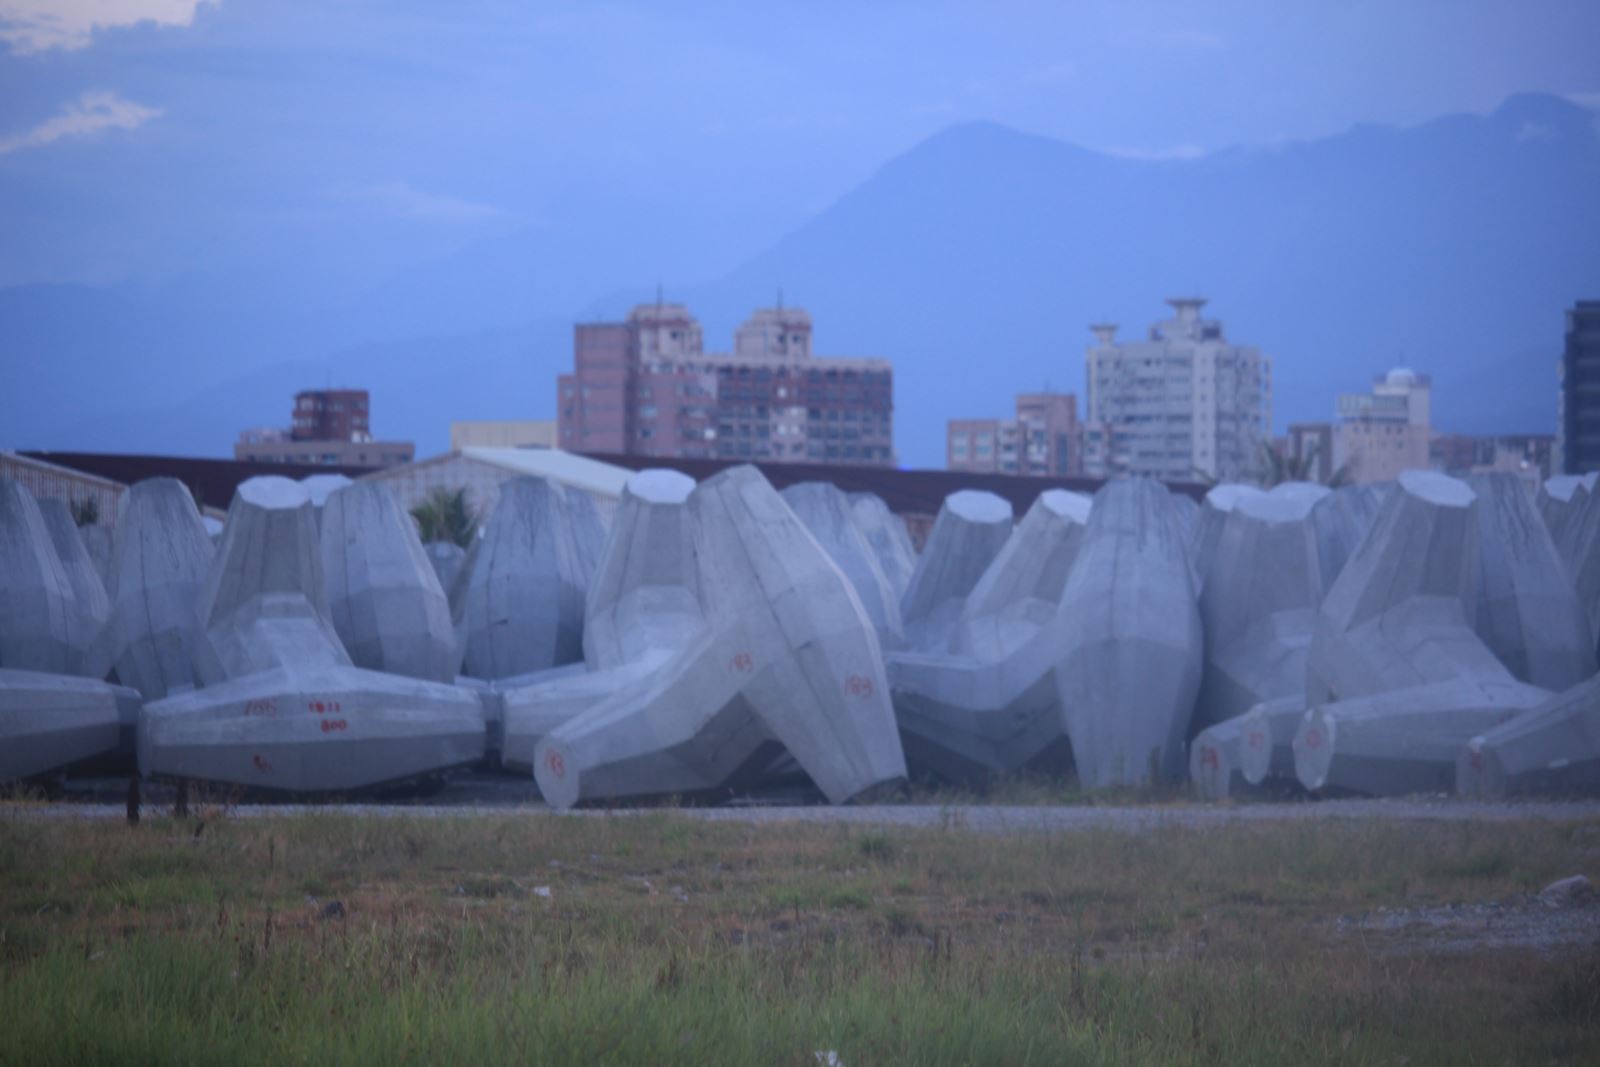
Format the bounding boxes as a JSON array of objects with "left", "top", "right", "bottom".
[{"left": 2, "top": 805, "right": 1598, "bottom": 1065}]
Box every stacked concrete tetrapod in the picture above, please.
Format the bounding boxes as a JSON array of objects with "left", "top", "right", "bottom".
[
  {"left": 320, "top": 482, "right": 457, "bottom": 684},
  {"left": 140, "top": 476, "right": 485, "bottom": 795},
  {"left": 1288, "top": 470, "right": 1551, "bottom": 795},
  {"left": 500, "top": 470, "right": 705, "bottom": 773},
  {"left": 423, "top": 542, "right": 467, "bottom": 600},
  {"left": 1189, "top": 484, "right": 1263, "bottom": 591},
  {"left": 1548, "top": 477, "right": 1600, "bottom": 659},
  {"left": 0, "top": 481, "right": 126, "bottom": 780},
  {"left": 36, "top": 498, "right": 111, "bottom": 675},
  {"left": 1458, "top": 672, "right": 1600, "bottom": 797},
  {"left": 1057, "top": 477, "right": 1203, "bottom": 788},
  {"left": 1536, "top": 473, "right": 1595, "bottom": 547},
  {"left": 783, "top": 482, "right": 905, "bottom": 648},
  {"left": 899, "top": 490, "right": 1014, "bottom": 652},
  {"left": 1187, "top": 488, "right": 1327, "bottom": 800},
  {"left": 532, "top": 465, "right": 907, "bottom": 808},
  {"left": 1309, "top": 483, "right": 1392, "bottom": 596},
  {"left": 887, "top": 489, "right": 1091, "bottom": 781},
  {"left": 848, "top": 492, "right": 918, "bottom": 599},
  {"left": 79, "top": 523, "right": 114, "bottom": 589},
  {"left": 453, "top": 476, "right": 604, "bottom": 681},
  {"left": 1469, "top": 472, "right": 1596, "bottom": 691}
]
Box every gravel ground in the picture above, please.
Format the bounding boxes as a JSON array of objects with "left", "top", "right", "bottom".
[{"left": 10, "top": 773, "right": 1600, "bottom": 832}]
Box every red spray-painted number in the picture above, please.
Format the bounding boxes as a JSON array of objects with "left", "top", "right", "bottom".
[
  {"left": 319, "top": 719, "right": 348, "bottom": 734},
  {"left": 1303, "top": 729, "right": 1324, "bottom": 750},
  {"left": 307, "top": 700, "right": 342, "bottom": 714},
  {"left": 844, "top": 674, "right": 875, "bottom": 699},
  {"left": 545, "top": 749, "right": 566, "bottom": 780},
  {"left": 243, "top": 699, "right": 276, "bottom": 717},
  {"left": 1246, "top": 731, "right": 1264, "bottom": 751},
  {"left": 728, "top": 652, "right": 754, "bottom": 674},
  {"left": 1199, "top": 747, "right": 1220, "bottom": 771},
  {"left": 251, "top": 754, "right": 273, "bottom": 773}
]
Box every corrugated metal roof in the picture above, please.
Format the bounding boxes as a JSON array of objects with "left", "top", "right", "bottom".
[{"left": 455, "top": 448, "right": 633, "bottom": 497}]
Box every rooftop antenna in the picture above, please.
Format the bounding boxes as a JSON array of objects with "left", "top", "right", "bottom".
[
  {"left": 655, "top": 282, "right": 663, "bottom": 311},
  {"left": 776, "top": 287, "right": 784, "bottom": 311}
]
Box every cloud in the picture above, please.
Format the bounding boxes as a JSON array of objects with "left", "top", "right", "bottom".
[
  {"left": 336, "top": 182, "right": 504, "bottom": 224},
  {"left": 0, "top": 0, "right": 210, "bottom": 53},
  {"left": 0, "top": 90, "right": 160, "bottom": 156},
  {"left": 1098, "top": 143, "right": 1209, "bottom": 162}
]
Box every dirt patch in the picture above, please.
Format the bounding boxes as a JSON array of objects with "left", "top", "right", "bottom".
[{"left": 1335, "top": 893, "right": 1600, "bottom": 956}]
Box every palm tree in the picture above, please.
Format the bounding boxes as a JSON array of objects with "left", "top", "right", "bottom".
[
  {"left": 1256, "top": 440, "right": 1354, "bottom": 489},
  {"left": 410, "top": 487, "right": 478, "bottom": 547}
]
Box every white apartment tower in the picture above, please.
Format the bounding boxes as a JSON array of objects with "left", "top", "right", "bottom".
[{"left": 1083, "top": 299, "right": 1273, "bottom": 482}]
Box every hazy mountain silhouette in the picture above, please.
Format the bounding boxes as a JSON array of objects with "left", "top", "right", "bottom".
[{"left": 5, "top": 92, "right": 1596, "bottom": 466}]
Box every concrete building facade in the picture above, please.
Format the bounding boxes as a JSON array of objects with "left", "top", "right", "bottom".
[
  {"left": 449, "top": 421, "right": 556, "bottom": 451},
  {"left": 947, "top": 392, "right": 1079, "bottom": 477},
  {"left": 1333, "top": 369, "right": 1432, "bottom": 484},
  {"left": 234, "top": 389, "right": 413, "bottom": 469},
  {"left": 1561, "top": 299, "right": 1600, "bottom": 475},
  {"left": 558, "top": 303, "right": 894, "bottom": 467},
  {"left": 1083, "top": 299, "right": 1272, "bottom": 482}
]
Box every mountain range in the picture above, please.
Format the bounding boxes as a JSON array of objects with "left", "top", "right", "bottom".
[{"left": 5, "top": 92, "right": 1597, "bottom": 469}]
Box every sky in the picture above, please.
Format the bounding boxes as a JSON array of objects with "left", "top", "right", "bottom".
[{"left": 2, "top": 0, "right": 1599, "bottom": 298}]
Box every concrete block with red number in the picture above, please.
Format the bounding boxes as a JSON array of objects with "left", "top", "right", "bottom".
[
  {"left": 887, "top": 489, "right": 1091, "bottom": 782},
  {"left": 1188, "top": 695, "right": 1305, "bottom": 801},
  {"left": 1458, "top": 672, "right": 1600, "bottom": 798},
  {"left": 532, "top": 465, "right": 906, "bottom": 808},
  {"left": 1056, "top": 477, "right": 1203, "bottom": 788},
  {"left": 500, "top": 469, "right": 704, "bottom": 773}
]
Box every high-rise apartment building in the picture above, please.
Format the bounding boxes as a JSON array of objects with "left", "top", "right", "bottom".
[
  {"left": 558, "top": 303, "right": 894, "bottom": 466},
  {"left": 1083, "top": 299, "right": 1272, "bottom": 482},
  {"left": 1560, "top": 299, "right": 1600, "bottom": 475},
  {"left": 1332, "top": 369, "right": 1432, "bottom": 484},
  {"left": 947, "top": 392, "right": 1079, "bottom": 476}
]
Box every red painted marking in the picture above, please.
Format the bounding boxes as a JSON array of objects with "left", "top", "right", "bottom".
[
  {"left": 251, "top": 754, "right": 272, "bottom": 773},
  {"left": 545, "top": 749, "right": 566, "bottom": 780},
  {"left": 1246, "top": 730, "right": 1264, "bottom": 751},
  {"left": 844, "top": 674, "right": 875, "bottom": 699},
  {"left": 1303, "top": 729, "right": 1324, "bottom": 750},
  {"left": 319, "top": 719, "right": 348, "bottom": 734},
  {"left": 728, "top": 652, "right": 754, "bottom": 674},
  {"left": 1199, "top": 746, "right": 1219, "bottom": 770},
  {"left": 243, "top": 699, "right": 276, "bottom": 717}
]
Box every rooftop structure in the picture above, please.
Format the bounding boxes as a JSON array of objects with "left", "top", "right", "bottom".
[
  {"left": 449, "top": 420, "right": 556, "bottom": 451},
  {"left": 234, "top": 389, "right": 413, "bottom": 469}
]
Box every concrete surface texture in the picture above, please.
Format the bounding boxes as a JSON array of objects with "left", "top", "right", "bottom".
[
  {"left": 320, "top": 482, "right": 456, "bottom": 683},
  {"left": 1550, "top": 481, "right": 1600, "bottom": 653},
  {"left": 899, "top": 490, "right": 1014, "bottom": 652},
  {"left": 887, "top": 489, "right": 1092, "bottom": 781},
  {"left": 848, "top": 492, "right": 918, "bottom": 598},
  {"left": 139, "top": 664, "right": 486, "bottom": 794},
  {"left": 453, "top": 476, "right": 604, "bottom": 680},
  {"left": 300, "top": 474, "right": 353, "bottom": 526},
  {"left": 1195, "top": 489, "right": 1324, "bottom": 730},
  {"left": 532, "top": 465, "right": 907, "bottom": 809},
  {"left": 1293, "top": 676, "right": 1550, "bottom": 795},
  {"left": 1057, "top": 477, "right": 1203, "bottom": 788},
  {"left": 423, "top": 542, "right": 467, "bottom": 600},
  {"left": 36, "top": 498, "right": 110, "bottom": 677},
  {"left": 1168, "top": 492, "right": 1199, "bottom": 543},
  {"left": 78, "top": 523, "right": 114, "bottom": 589},
  {"left": 1537, "top": 474, "right": 1593, "bottom": 547},
  {"left": 103, "top": 478, "right": 215, "bottom": 702},
  {"left": 0, "top": 667, "right": 126, "bottom": 781},
  {"left": 499, "top": 469, "right": 703, "bottom": 772},
  {"left": 1459, "top": 673, "right": 1600, "bottom": 799},
  {"left": 1306, "top": 470, "right": 1509, "bottom": 705},
  {"left": 192, "top": 476, "right": 350, "bottom": 685},
  {"left": 1189, "top": 483, "right": 1263, "bottom": 590},
  {"left": 1310, "top": 483, "right": 1391, "bottom": 596},
  {"left": 1468, "top": 472, "right": 1596, "bottom": 690},
  {"left": 783, "top": 481, "right": 904, "bottom": 648},
  {"left": 0, "top": 480, "right": 78, "bottom": 674}
]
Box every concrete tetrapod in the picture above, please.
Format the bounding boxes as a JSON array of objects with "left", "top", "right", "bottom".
[
  {"left": 1537, "top": 474, "right": 1594, "bottom": 546},
  {"left": 300, "top": 474, "right": 353, "bottom": 527},
  {"left": 0, "top": 480, "right": 78, "bottom": 675},
  {"left": 783, "top": 482, "right": 904, "bottom": 648},
  {"left": 140, "top": 476, "right": 485, "bottom": 794},
  {"left": 0, "top": 668, "right": 129, "bottom": 782},
  {"left": 532, "top": 465, "right": 906, "bottom": 808},
  {"left": 103, "top": 478, "right": 214, "bottom": 702},
  {"left": 320, "top": 482, "right": 456, "bottom": 683},
  {"left": 1057, "top": 478, "right": 1203, "bottom": 788},
  {"left": 1189, "top": 696, "right": 1304, "bottom": 800},
  {"left": 1551, "top": 484, "right": 1600, "bottom": 652},
  {"left": 848, "top": 492, "right": 917, "bottom": 598},
  {"left": 36, "top": 498, "right": 111, "bottom": 676},
  {"left": 1468, "top": 472, "right": 1596, "bottom": 690},
  {"left": 1458, "top": 673, "right": 1600, "bottom": 798},
  {"left": 500, "top": 469, "right": 704, "bottom": 773},
  {"left": 453, "top": 477, "right": 604, "bottom": 680},
  {"left": 1293, "top": 677, "right": 1548, "bottom": 796},
  {"left": 1168, "top": 493, "right": 1199, "bottom": 543},
  {"left": 1189, "top": 483, "right": 1263, "bottom": 592},
  {"left": 79, "top": 524, "right": 114, "bottom": 590},
  {"left": 1194, "top": 490, "right": 1324, "bottom": 731},
  {"left": 423, "top": 542, "right": 467, "bottom": 600},
  {"left": 1309, "top": 483, "right": 1391, "bottom": 596},
  {"left": 887, "top": 490, "right": 1091, "bottom": 782},
  {"left": 900, "top": 490, "right": 1013, "bottom": 652}
]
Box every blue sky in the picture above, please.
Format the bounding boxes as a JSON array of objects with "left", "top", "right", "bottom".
[{"left": 3, "top": 0, "right": 1598, "bottom": 295}]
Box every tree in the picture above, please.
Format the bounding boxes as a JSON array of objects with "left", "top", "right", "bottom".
[
  {"left": 70, "top": 497, "right": 100, "bottom": 527},
  {"left": 1256, "top": 439, "right": 1354, "bottom": 489},
  {"left": 410, "top": 487, "right": 478, "bottom": 547}
]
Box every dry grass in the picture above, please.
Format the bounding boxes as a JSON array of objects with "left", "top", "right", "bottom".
[{"left": 1, "top": 806, "right": 1598, "bottom": 1064}]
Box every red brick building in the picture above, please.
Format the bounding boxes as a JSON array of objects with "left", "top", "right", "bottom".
[
  {"left": 558, "top": 304, "right": 894, "bottom": 467},
  {"left": 947, "top": 392, "right": 1080, "bottom": 477}
]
